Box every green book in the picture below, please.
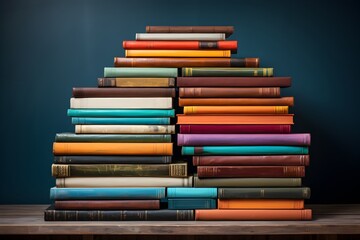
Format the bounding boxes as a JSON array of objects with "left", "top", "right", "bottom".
[
  {"left": 182, "top": 67, "right": 273, "bottom": 77},
  {"left": 182, "top": 146, "right": 308, "bottom": 155},
  {"left": 55, "top": 133, "right": 171, "bottom": 143},
  {"left": 104, "top": 67, "right": 178, "bottom": 77},
  {"left": 218, "top": 187, "right": 311, "bottom": 199}
]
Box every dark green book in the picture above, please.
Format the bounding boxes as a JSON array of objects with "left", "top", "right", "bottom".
[
  {"left": 55, "top": 133, "right": 171, "bottom": 143},
  {"left": 218, "top": 187, "right": 311, "bottom": 199},
  {"left": 182, "top": 67, "right": 273, "bottom": 77},
  {"left": 53, "top": 155, "right": 172, "bottom": 164},
  {"left": 168, "top": 199, "right": 216, "bottom": 210}
]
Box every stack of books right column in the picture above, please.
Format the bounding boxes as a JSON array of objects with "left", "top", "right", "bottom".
[{"left": 176, "top": 26, "right": 312, "bottom": 221}]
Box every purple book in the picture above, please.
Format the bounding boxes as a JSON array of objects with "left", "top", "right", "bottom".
[{"left": 177, "top": 134, "right": 311, "bottom": 146}]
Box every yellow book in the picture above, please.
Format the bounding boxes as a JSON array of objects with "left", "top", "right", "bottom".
[{"left": 125, "top": 50, "right": 231, "bottom": 58}]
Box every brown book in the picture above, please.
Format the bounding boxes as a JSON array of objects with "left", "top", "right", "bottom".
[
  {"left": 72, "top": 87, "right": 176, "bottom": 98},
  {"left": 193, "top": 155, "right": 310, "bottom": 166},
  {"left": 197, "top": 166, "right": 305, "bottom": 178},
  {"left": 146, "top": 26, "right": 234, "bottom": 37},
  {"left": 98, "top": 78, "right": 175, "bottom": 87},
  {"left": 179, "top": 87, "right": 280, "bottom": 98},
  {"left": 54, "top": 200, "right": 160, "bottom": 210},
  {"left": 179, "top": 97, "right": 294, "bottom": 106},
  {"left": 177, "top": 77, "right": 291, "bottom": 87},
  {"left": 195, "top": 209, "right": 312, "bottom": 220},
  {"left": 114, "top": 58, "right": 258, "bottom": 68},
  {"left": 217, "top": 199, "right": 304, "bottom": 209}
]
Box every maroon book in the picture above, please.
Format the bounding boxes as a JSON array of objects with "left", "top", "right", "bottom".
[
  {"left": 176, "top": 77, "right": 291, "bottom": 87},
  {"left": 54, "top": 200, "right": 160, "bottom": 210},
  {"left": 72, "top": 87, "right": 176, "bottom": 98},
  {"left": 180, "top": 125, "right": 291, "bottom": 134}
]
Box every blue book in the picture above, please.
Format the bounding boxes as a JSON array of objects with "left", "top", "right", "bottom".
[
  {"left": 168, "top": 199, "right": 217, "bottom": 210},
  {"left": 167, "top": 188, "right": 217, "bottom": 198},
  {"left": 67, "top": 109, "right": 175, "bottom": 117},
  {"left": 182, "top": 146, "right": 309, "bottom": 155},
  {"left": 71, "top": 117, "right": 170, "bottom": 125},
  {"left": 50, "top": 187, "right": 165, "bottom": 200}
]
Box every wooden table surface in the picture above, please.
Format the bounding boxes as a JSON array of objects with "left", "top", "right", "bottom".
[{"left": 0, "top": 204, "right": 360, "bottom": 235}]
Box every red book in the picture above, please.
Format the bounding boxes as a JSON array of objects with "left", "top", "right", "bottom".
[{"left": 180, "top": 125, "right": 291, "bottom": 134}]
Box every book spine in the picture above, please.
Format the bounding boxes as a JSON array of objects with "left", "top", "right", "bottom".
[
  {"left": 136, "top": 33, "right": 226, "bottom": 41},
  {"left": 125, "top": 50, "right": 231, "bottom": 58},
  {"left": 183, "top": 106, "right": 288, "bottom": 115},
  {"left": 55, "top": 133, "right": 171, "bottom": 143},
  {"left": 180, "top": 125, "right": 291, "bottom": 134},
  {"left": 122, "top": 41, "right": 238, "bottom": 51},
  {"left": 168, "top": 199, "right": 217, "bottom": 210},
  {"left": 75, "top": 125, "right": 175, "bottom": 134},
  {"left": 98, "top": 77, "right": 175, "bottom": 87},
  {"left": 176, "top": 77, "right": 291, "bottom": 87},
  {"left": 179, "top": 87, "right": 280, "bottom": 98},
  {"left": 167, "top": 188, "right": 217, "bottom": 198},
  {"left": 73, "top": 87, "right": 176, "bottom": 97},
  {"left": 68, "top": 109, "right": 175, "bottom": 117},
  {"left": 217, "top": 199, "right": 304, "bottom": 209},
  {"left": 178, "top": 97, "right": 294, "bottom": 106},
  {"left": 182, "top": 68, "right": 273, "bottom": 77},
  {"left": 53, "top": 156, "right": 173, "bottom": 164},
  {"left": 145, "top": 26, "right": 234, "bottom": 37},
  {"left": 217, "top": 187, "right": 311, "bottom": 199},
  {"left": 71, "top": 117, "right": 170, "bottom": 125},
  {"left": 104, "top": 67, "right": 178, "bottom": 78},
  {"left": 54, "top": 200, "right": 160, "bottom": 210},
  {"left": 193, "top": 177, "right": 302, "bottom": 187},
  {"left": 176, "top": 115, "right": 294, "bottom": 125}
]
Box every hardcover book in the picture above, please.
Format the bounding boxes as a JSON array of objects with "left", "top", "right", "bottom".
[
  {"left": 122, "top": 41, "right": 238, "bottom": 51},
  {"left": 167, "top": 188, "right": 217, "bottom": 198},
  {"left": 71, "top": 117, "right": 170, "bottom": 125},
  {"left": 104, "top": 67, "right": 178, "bottom": 78},
  {"left": 179, "top": 87, "right": 280, "bottom": 98},
  {"left": 55, "top": 133, "right": 171, "bottom": 143},
  {"left": 183, "top": 106, "right": 288, "bottom": 115},
  {"left": 72, "top": 87, "right": 176, "bottom": 97},
  {"left": 75, "top": 125, "right": 175, "bottom": 134},
  {"left": 98, "top": 77, "right": 175, "bottom": 87},
  {"left": 67, "top": 109, "right": 175, "bottom": 117},
  {"left": 179, "top": 97, "right": 294, "bottom": 106},
  {"left": 176, "top": 77, "right": 291, "bottom": 87},
  {"left": 125, "top": 50, "right": 231, "bottom": 58},
  {"left": 180, "top": 125, "right": 291, "bottom": 134},
  {"left": 53, "top": 155, "right": 173, "bottom": 164},
  {"left": 217, "top": 199, "right": 304, "bottom": 209},
  {"left": 182, "top": 67, "right": 273, "bottom": 77},
  {"left": 136, "top": 33, "right": 226, "bottom": 41},
  {"left": 145, "top": 26, "right": 234, "bottom": 37},
  {"left": 217, "top": 187, "right": 311, "bottom": 199},
  {"left": 54, "top": 200, "right": 160, "bottom": 210},
  {"left": 168, "top": 199, "right": 216, "bottom": 210}
]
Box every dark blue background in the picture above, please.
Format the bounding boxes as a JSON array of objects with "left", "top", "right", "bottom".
[{"left": 1, "top": 0, "right": 359, "bottom": 204}]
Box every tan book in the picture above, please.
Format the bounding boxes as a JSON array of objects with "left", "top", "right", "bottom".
[
  {"left": 98, "top": 78, "right": 175, "bottom": 87},
  {"left": 75, "top": 125, "right": 175, "bottom": 134}
]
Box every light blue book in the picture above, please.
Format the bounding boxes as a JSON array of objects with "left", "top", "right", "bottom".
[
  {"left": 67, "top": 109, "right": 175, "bottom": 117},
  {"left": 182, "top": 146, "right": 309, "bottom": 155},
  {"left": 104, "top": 67, "right": 178, "bottom": 78},
  {"left": 167, "top": 187, "right": 217, "bottom": 198},
  {"left": 71, "top": 117, "right": 170, "bottom": 125},
  {"left": 50, "top": 187, "right": 165, "bottom": 200},
  {"left": 168, "top": 199, "right": 216, "bottom": 210}
]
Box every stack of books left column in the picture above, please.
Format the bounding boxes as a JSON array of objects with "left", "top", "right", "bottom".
[{"left": 45, "top": 66, "right": 193, "bottom": 221}]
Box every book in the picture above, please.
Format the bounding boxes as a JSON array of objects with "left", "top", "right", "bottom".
[
  {"left": 68, "top": 109, "right": 175, "bottom": 117},
  {"left": 168, "top": 199, "right": 216, "bottom": 210},
  {"left": 217, "top": 187, "right": 311, "bottom": 199},
  {"left": 180, "top": 125, "right": 291, "bottom": 134},
  {"left": 183, "top": 106, "right": 288, "bottom": 115},
  {"left": 44, "top": 206, "right": 194, "bottom": 221},
  {"left": 182, "top": 67, "right": 273, "bottom": 77},
  {"left": 55, "top": 133, "right": 171, "bottom": 143},
  {"left": 71, "top": 117, "right": 170, "bottom": 125},
  {"left": 193, "top": 155, "right": 310, "bottom": 166},
  {"left": 122, "top": 41, "right": 238, "bottom": 51},
  {"left": 167, "top": 188, "right": 217, "bottom": 198},
  {"left": 178, "top": 134, "right": 311, "bottom": 146},
  {"left": 72, "top": 87, "right": 176, "bottom": 97},
  {"left": 195, "top": 209, "right": 312, "bottom": 220},
  {"left": 104, "top": 67, "right": 178, "bottom": 78},
  {"left": 136, "top": 33, "right": 226, "bottom": 41},
  {"left": 51, "top": 163, "right": 187, "bottom": 177},
  {"left": 50, "top": 187, "right": 166, "bottom": 200},
  {"left": 182, "top": 146, "right": 308, "bottom": 155},
  {"left": 217, "top": 199, "right": 304, "bottom": 209},
  {"left": 125, "top": 50, "right": 231, "bottom": 58},
  {"left": 75, "top": 125, "right": 175, "bottom": 134},
  {"left": 55, "top": 200, "right": 160, "bottom": 210},
  {"left": 179, "top": 97, "right": 294, "bottom": 106},
  {"left": 193, "top": 176, "right": 302, "bottom": 187},
  {"left": 53, "top": 155, "right": 172, "bottom": 164},
  {"left": 53, "top": 142, "right": 173, "bottom": 155},
  {"left": 197, "top": 166, "right": 305, "bottom": 178},
  {"left": 145, "top": 26, "right": 234, "bottom": 37},
  {"left": 177, "top": 114, "right": 294, "bottom": 125},
  {"left": 70, "top": 97, "right": 172, "bottom": 109},
  {"left": 176, "top": 77, "right": 291, "bottom": 87},
  {"left": 179, "top": 87, "right": 280, "bottom": 98},
  {"left": 56, "top": 176, "right": 193, "bottom": 188},
  {"left": 98, "top": 77, "right": 175, "bottom": 87},
  {"left": 114, "top": 58, "right": 259, "bottom": 68}
]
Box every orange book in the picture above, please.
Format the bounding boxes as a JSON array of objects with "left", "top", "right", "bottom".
[
  {"left": 184, "top": 106, "right": 288, "bottom": 115},
  {"left": 179, "top": 97, "right": 294, "bottom": 106},
  {"left": 125, "top": 50, "right": 231, "bottom": 58},
  {"left": 195, "top": 209, "right": 312, "bottom": 220},
  {"left": 53, "top": 142, "right": 173, "bottom": 155},
  {"left": 177, "top": 114, "right": 294, "bottom": 125},
  {"left": 218, "top": 199, "right": 304, "bottom": 209}
]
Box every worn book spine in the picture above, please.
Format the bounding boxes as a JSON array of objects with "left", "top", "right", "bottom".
[
  {"left": 168, "top": 199, "right": 217, "bottom": 210},
  {"left": 195, "top": 209, "right": 312, "bottom": 220},
  {"left": 176, "top": 77, "right": 291, "bottom": 87},
  {"left": 122, "top": 41, "right": 238, "bottom": 51},
  {"left": 51, "top": 163, "right": 187, "bottom": 177},
  {"left": 217, "top": 187, "right": 311, "bottom": 199},
  {"left": 104, "top": 67, "right": 178, "bottom": 78},
  {"left": 114, "top": 58, "right": 259, "bottom": 67},
  {"left": 54, "top": 200, "right": 160, "bottom": 210},
  {"left": 136, "top": 33, "right": 226, "bottom": 41},
  {"left": 98, "top": 77, "right": 175, "bottom": 87},
  {"left": 178, "top": 134, "right": 311, "bottom": 146},
  {"left": 70, "top": 97, "right": 172, "bottom": 109},
  {"left": 53, "top": 142, "right": 173, "bottom": 155},
  {"left": 72, "top": 87, "right": 176, "bottom": 97},
  {"left": 184, "top": 106, "right": 288, "bottom": 115},
  {"left": 55, "top": 133, "right": 171, "bottom": 143},
  {"left": 68, "top": 109, "right": 175, "bottom": 117},
  {"left": 146, "top": 26, "right": 234, "bottom": 37},
  {"left": 193, "top": 155, "right": 310, "bottom": 166},
  {"left": 178, "top": 97, "right": 294, "bottom": 106},
  {"left": 217, "top": 199, "right": 304, "bottom": 209},
  {"left": 179, "top": 87, "right": 280, "bottom": 98},
  {"left": 75, "top": 125, "right": 175, "bottom": 134},
  {"left": 53, "top": 155, "right": 173, "bottom": 164},
  {"left": 71, "top": 117, "right": 170, "bottom": 125},
  {"left": 125, "top": 50, "right": 231, "bottom": 58},
  {"left": 182, "top": 67, "right": 273, "bottom": 77},
  {"left": 167, "top": 188, "right": 217, "bottom": 198},
  {"left": 180, "top": 125, "right": 291, "bottom": 134}
]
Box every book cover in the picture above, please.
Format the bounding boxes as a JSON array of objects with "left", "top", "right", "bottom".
[
  {"left": 168, "top": 199, "right": 216, "bottom": 210},
  {"left": 72, "top": 87, "right": 176, "bottom": 97},
  {"left": 136, "top": 33, "right": 226, "bottom": 41},
  {"left": 167, "top": 188, "right": 217, "bottom": 198},
  {"left": 176, "top": 77, "right": 291, "bottom": 87},
  {"left": 145, "top": 26, "right": 234, "bottom": 37},
  {"left": 179, "top": 87, "right": 280, "bottom": 98},
  {"left": 183, "top": 106, "right": 288, "bottom": 115},
  {"left": 75, "top": 125, "right": 175, "bottom": 134},
  {"left": 179, "top": 97, "right": 294, "bottom": 106},
  {"left": 71, "top": 117, "right": 170, "bottom": 125},
  {"left": 55, "top": 133, "right": 171, "bottom": 143},
  {"left": 217, "top": 199, "right": 304, "bottom": 209},
  {"left": 104, "top": 67, "right": 178, "bottom": 78},
  {"left": 68, "top": 109, "right": 175, "bottom": 117},
  {"left": 98, "top": 77, "right": 175, "bottom": 87},
  {"left": 55, "top": 200, "right": 160, "bottom": 210},
  {"left": 217, "top": 187, "right": 311, "bottom": 199},
  {"left": 180, "top": 125, "right": 291, "bottom": 134},
  {"left": 182, "top": 67, "right": 273, "bottom": 77},
  {"left": 182, "top": 146, "right": 308, "bottom": 155},
  {"left": 53, "top": 155, "right": 172, "bottom": 164}
]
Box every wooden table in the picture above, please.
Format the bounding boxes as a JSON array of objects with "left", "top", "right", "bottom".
[{"left": 0, "top": 204, "right": 360, "bottom": 239}]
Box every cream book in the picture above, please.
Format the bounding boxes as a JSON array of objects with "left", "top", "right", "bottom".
[
  {"left": 135, "top": 33, "right": 226, "bottom": 41},
  {"left": 70, "top": 97, "right": 172, "bottom": 109},
  {"left": 75, "top": 125, "right": 175, "bottom": 134}
]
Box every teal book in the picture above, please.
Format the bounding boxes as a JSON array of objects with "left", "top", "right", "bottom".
[
  {"left": 67, "top": 109, "right": 175, "bottom": 117},
  {"left": 55, "top": 133, "right": 171, "bottom": 143},
  {"left": 71, "top": 117, "right": 170, "bottom": 125},
  {"left": 182, "top": 146, "right": 309, "bottom": 155},
  {"left": 168, "top": 199, "right": 217, "bottom": 210},
  {"left": 50, "top": 187, "right": 165, "bottom": 200},
  {"left": 167, "top": 188, "right": 217, "bottom": 198},
  {"left": 104, "top": 67, "right": 178, "bottom": 78}
]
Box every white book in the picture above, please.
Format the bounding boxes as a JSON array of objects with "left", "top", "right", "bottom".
[
  {"left": 75, "top": 125, "right": 176, "bottom": 134},
  {"left": 136, "top": 33, "right": 226, "bottom": 41},
  {"left": 70, "top": 97, "right": 172, "bottom": 109}
]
